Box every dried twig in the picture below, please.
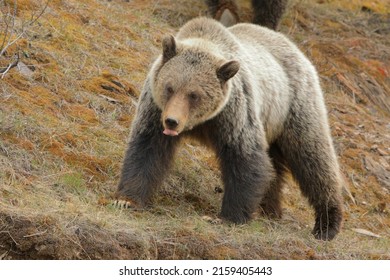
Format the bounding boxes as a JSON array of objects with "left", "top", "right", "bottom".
[
  {"left": 0, "top": 0, "right": 19, "bottom": 57},
  {"left": 23, "top": 229, "right": 48, "bottom": 238},
  {"left": 0, "top": 53, "right": 19, "bottom": 78},
  {"left": 0, "top": 0, "right": 50, "bottom": 77},
  {"left": 0, "top": 251, "right": 9, "bottom": 260},
  {"left": 0, "top": 230, "right": 20, "bottom": 245}
]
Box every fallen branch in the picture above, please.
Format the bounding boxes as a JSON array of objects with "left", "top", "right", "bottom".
[
  {"left": 0, "top": 0, "right": 49, "bottom": 78},
  {"left": 0, "top": 53, "right": 19, "bottom": 79}
]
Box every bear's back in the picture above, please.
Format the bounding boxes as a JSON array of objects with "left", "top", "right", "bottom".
[
  {"left": 228, "top": 23, "right": 323, "bottom": 143},
  {"left": 229, "top": 23, "right": 316, "bottom": 82}
]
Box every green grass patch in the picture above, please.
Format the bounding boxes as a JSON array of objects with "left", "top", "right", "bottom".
[{"left": 59, "top": 172, "right": 86, "bottom": 195}]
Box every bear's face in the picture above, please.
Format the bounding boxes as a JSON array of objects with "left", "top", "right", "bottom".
[{"left": 152, "top": 35, "right": 240, "bottom": 136}]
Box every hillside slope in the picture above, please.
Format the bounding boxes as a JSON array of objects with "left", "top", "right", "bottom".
[{"left": 0, "top": 0, "right": 389, "bottom": 259}]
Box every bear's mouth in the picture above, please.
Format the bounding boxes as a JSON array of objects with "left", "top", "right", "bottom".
[{"left": 163, "top": 128, "right": 179, "bottom": 136}]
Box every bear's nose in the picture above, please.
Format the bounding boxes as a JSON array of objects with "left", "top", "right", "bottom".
[{"left": 165, "top": 117, "right": 179, "bottom": 129}]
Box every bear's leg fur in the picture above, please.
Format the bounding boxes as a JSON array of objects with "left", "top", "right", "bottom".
[
  {"left": 260, "top": 143, "right": 288, "bottom": 218},
  {"left": 206, "top": 0, "right": 240, "bottom": 26},
  {"left": 213, "top": 131, "right": 275, "bottom": 224},
  {"left": 206, "top": 0, "right": 287, "bottom": 30},
  {"left": 116, "top": 91, "right": 179, "bottom": 206},
  {"left": 277, "top": 105, "right": 343, "bottom": 240},
  {"left": 251, "top": 0, "right": 287, "bottom": 30}
]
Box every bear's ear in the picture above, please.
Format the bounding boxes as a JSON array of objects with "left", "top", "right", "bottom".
[
  {"left": 217, "top": 60, "right": 240, "bottom": 82},
  {"left": 162, "top": 35, "right": 177, "bottom": 63}
]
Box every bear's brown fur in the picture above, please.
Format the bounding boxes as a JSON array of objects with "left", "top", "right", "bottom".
[
  {"left": 206, "top": 0, "right": 287, "bottom": 29},
  {"left": 116, "top": 17, "right": 343, "bottom": 241}
]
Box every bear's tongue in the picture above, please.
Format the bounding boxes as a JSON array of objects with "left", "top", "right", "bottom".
[{"left": 163, "top": 129, "right": 179, "bottom": 136}]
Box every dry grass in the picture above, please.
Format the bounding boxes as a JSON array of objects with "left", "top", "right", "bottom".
[{"left": 0, "top": 0, "right": 389, "bottom": 259}]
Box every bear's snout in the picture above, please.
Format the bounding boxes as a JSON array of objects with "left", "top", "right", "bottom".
[
  {"left": 165, "top": 117, "right": 179, "bottom": 129},
  {"left": 163, "top": 117, "right": 180, "bottom": 136},
  {"left": 162, "top": 95, "right": 189, "bottom": 136}
]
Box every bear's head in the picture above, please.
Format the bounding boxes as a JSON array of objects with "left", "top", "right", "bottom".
[{"left": 152, "top": 35, "right": 240, "bottom": 136}]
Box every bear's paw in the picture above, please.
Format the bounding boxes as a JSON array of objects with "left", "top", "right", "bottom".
[{"left": 202, "top": 215, "right": 223, "bottom": 225}]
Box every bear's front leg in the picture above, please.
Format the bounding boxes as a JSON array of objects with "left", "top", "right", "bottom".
[
  {"left": 116, "top": 90, "right": 179, "bottom": 207},
  {"left": 216, "top": 136, "right": 274, "bottom": 224}
]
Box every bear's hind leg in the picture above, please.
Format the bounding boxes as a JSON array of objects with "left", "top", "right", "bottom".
[
  {"left": 251, "top": 0, "right": 288, "bottom": 30},
  {"left": 206, "top": 0, "right": 240, "bottom": 27},
  {"left": 217, "top": 139, "right": 275, "bottom": 224},
  {"left": 260, "top": 143, "right": 288, "bottom": 218},
  {"left": 278, "top": 109, "right": 343, "bottom": 240}
]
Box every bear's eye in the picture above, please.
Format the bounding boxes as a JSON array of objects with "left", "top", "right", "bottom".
[
  {"left": 165, "top": 85, "right": 174, "bottom": 98},
  {"left": 188, "top": 92, "right": 199, "bottom": 102}
]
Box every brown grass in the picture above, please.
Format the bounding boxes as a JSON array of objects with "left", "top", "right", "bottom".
[{"left": 0, "top": 0, "right": 389, "bottom": 259}]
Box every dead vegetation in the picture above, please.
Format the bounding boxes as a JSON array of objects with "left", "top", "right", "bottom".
[{"left": 0, "top": 0, "right": 389, "bottom": 259}]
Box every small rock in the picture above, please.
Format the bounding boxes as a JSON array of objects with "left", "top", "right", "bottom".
[{"left": 17, "top": 61, "right": 34, "bottom": 78}]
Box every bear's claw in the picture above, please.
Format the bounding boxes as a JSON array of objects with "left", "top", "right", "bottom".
[
  {"left": 202, "top": 215, "right": 223, "bottom": 225},
  {"left": 112, "top": 199, "right": 136, "bottom": 209}
]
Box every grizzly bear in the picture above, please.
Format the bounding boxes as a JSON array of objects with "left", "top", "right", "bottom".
[
  {"left": 115, "top": 17, "right": 343, "bottom": 240},
  {"left": 206, "top": 0, "right": 287, "bottom": 29}
]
